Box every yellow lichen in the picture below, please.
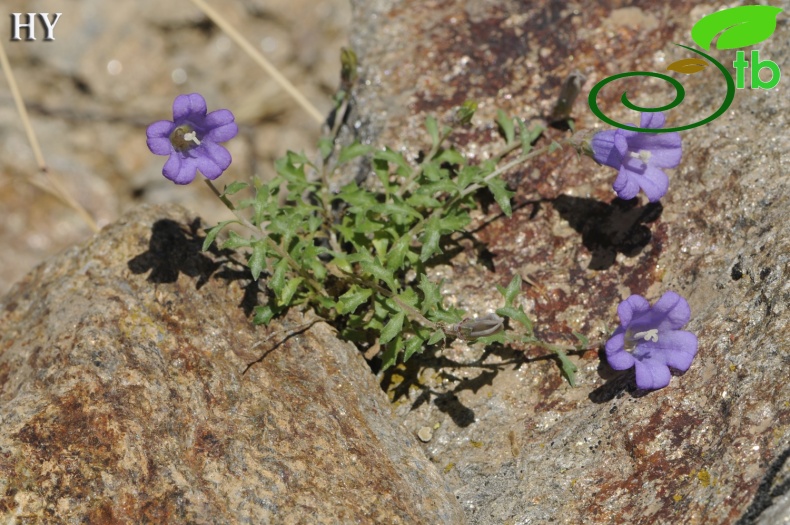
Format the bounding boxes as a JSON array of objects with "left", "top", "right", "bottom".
[
  {"left": 444, "top": 463, "right": 455, "bottom": 473},
  {"left": 698, "top": 469, "right": 711, "bottom": 487}
]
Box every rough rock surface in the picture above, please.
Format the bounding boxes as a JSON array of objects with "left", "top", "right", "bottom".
[
  {"left": 0, "top": 205, "right": 465, "bottom": 523},
  {"left": 347, "top": 1, "right": 790, "bottom": 524}
]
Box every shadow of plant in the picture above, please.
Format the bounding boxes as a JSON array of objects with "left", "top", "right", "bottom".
[
  {"left": 127, "top": 218, "right": 263, "bottom": 316},
  {"left": 553, "top": 195, "right": 663, "bottom": 270}
]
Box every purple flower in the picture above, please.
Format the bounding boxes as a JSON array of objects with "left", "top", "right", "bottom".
[
  {"left": 605, "top": 291, "right": 698, "bottom": 390},
  {"left": 146, "top": 93, "right": 238, "bottom": 184},
  {"left": 591, "top": 112, "right": 682, "bottom": 202}
]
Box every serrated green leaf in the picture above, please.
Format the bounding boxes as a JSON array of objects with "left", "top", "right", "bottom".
[
  {"left": 427, "top": 330, "right": 445, "bottom": 345},
  {"left": 496, "top": 306, "right": 532, "bottom": 334},
  {"left": 223, "top": 181, "right": 249, "bottom": 196},
  {"left": 220, "top": 231, "right": 252, "bottom": 250},
  {"left": 404, "top": 335, "right": 424, "bottom": 361},
  {"left": 380, "top": 202, "right": 423, "bottom": 220},
  {"left": 438, "top": 211, "right": 471, "bottom": 232},
  {"left": 253, "top": 304, "right": 277, "bottom": 325},
  {"left": 360, "top": 259, "right": 399, "bottom": 292},
  {"left": 318, "top": 137, "right": 333, "bottom": 160},
  {"left": 380, "top": 311, "right": 405, "bottom": 345},
  {"left": 485, "top": 177, "right": 514, "bottom": 217},
  {"left": 434, "top": 148, "right": 466, "bottom": 166},
  {"left": 418, "top": 274, "right": 442, "bottom": 311},
  {"left": 249, "top": 240, "right": 268, "bottom": 280},
  {"left": 269, "top": 258, "right": 289, "bottom": 297},
  {"left": 405, "top": 192, "right": 442, "bottom": 209},
  {"left": 420, "top": 216, "right": 442, "bottom": 262},
  {"left": 375, "top": 148, "right": 411, "bottom": 172},
  {"left": 517, "top": 118, "right": 532, "bottom": 154},
  {"left": 475, "top": 331, "right": 507, "bottom": 345},
  {"left": 337, "top": 286, "right": 373, "bottom": 315},
  {"left": 496, "top": 109, "right": 515, "bottom": 144},
  {"left": 202, "top": 220, "right": 238, "bottom": 251},
  {"left": 339, "top": 142, "right": 372, "bottom": 164},
  {"left": 554, "top": 350, "right": 578, "bottom": 387},
  {"left": 385, "top": 235, "right": 410, "bottom": 271},
  {"left": 497, "top": 274, "right": 522, "bottom": 307},
  {"left": 425, "top": 115, "right": 440, "bottom": 148},
  {"left": 279, "top": 277, "right": 304, "bottom": 305},
  {"left": 380, "top": 336, "right": 402, "bottom": 371}
]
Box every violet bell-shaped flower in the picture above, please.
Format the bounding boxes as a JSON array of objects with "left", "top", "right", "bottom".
[
  {"left": 590, "top": 112, "right": 682, "bottom": 202},
  {"left": 146, "top": 93, "right": 238, "bottom": 184},
  {"left": 605, "top": 291, "right": 698, "bottom": 390}
]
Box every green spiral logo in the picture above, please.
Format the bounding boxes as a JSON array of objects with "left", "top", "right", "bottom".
[{"left": 588, "top": 44, "right": 736, "bottom": 133}]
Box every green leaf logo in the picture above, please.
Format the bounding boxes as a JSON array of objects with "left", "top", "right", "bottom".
[{"left": 691, "top": 5, "right": 783, "bottom": 50}]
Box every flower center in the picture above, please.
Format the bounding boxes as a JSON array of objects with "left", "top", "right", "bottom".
[
  {"left": 624, "top": 328, "right": 659, "bottom": 351},
  {"left": 170, "top": 125, "right": 202, "bottom": 152},
  {"left": 629, "top": 150, "right": 652, "bottom": 164}
]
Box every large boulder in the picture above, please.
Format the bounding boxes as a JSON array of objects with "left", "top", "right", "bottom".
[{"left": 0, "top": 205, "right": 465, "bottom": 524}]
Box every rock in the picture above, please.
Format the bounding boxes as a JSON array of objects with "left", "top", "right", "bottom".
[
  {"left": 0, "top": 205, "right": 465, "bottom": 524},
  {"left": 347, "top": 0, "right": 790, "bottom": 524}
]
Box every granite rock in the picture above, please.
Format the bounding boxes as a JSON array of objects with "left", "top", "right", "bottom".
[
  {"left": 0, "top": 204, "right": 465, "bottom": 524},
  {"left": 347, "top": 1, "right": 790, "bottom": 524}
]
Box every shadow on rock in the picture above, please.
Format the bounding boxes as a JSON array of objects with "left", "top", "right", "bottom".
[
  {"left": 380, "top": 343, "right": 526, "bottom": 428},
  {"left": 552, "top": 195, "right": 663, "bottom": 270},
  {"left": 127, "top": 218, "right": 262, "bottom": 316}
]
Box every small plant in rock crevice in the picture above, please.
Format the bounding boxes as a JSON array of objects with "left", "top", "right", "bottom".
[{"left": 146, "top": 50, "right": 696, "bottom": 390}]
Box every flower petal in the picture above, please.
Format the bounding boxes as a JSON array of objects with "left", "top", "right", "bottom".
[
  {"left": 173, "top": 93, "right": 207, "bottom": 122},
  {"left": 652, "top": 291, "right": 691, "bottom": 330},
  {"left": 617, "top": 294, "right": 650, "bottom": 327},
  {"left": 612, "top": 167, "right": 640, "bottom": 200},
  {"left": 605, "top": 332, "right": 636, "bottom": 370},
  {"left": 640, "top": 111, "right": 666, "bottom": 129},
  {"left": 659, "top": 330, "right": 698, "bottom": 371},
  {"left": 204, "top": 112, "right": 238, "bottom": 143},
  {"left": 634, "top": 358, "right": 671, "bottom": 390},
  {"left": 147, "top": 137, "right": 173, "bottom": 156},
  {"left": 195, "top": 142, "right": 232, "bottom": 180},
  {"left": 628, "top": 132, "right": 682, "bottom": 168},
  {"left": 163, "top": 153, "right": 198, "bottom": 184},
  {"left": 635, "top": 165, "right": 669, "bottom": 202},
  {"left": 146, "top": 120, "right": 174, "bottom": 139},
  {"left": 591, "top": 130, "right": 623, "bottom": 168}
]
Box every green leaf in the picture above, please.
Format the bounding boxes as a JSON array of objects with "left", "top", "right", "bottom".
[
  {"left": 339, "top": 142, "right": 372, "bottom": 164},
  {"left": 496, "top": 306, "right": 533, "bottom": 334},
  {"left": 475, "top": 331, "right": 507, "bottom": 345},
  {"left": 455, "top": 100, "right": 477, "bottom": 126},
  {"left": 202, "top": 220, "right": 238, "bottom": 251},
  {"left": 485, "top": 177, "right": 514, "bottom": 217},
  {"left": 223, "top": 181, "right": 249, "bottom": 196},
  {"left": 249, "top": 240, "right": 268, "bottom": 280},
  {"left": 337, "top": 286, "right": 373, "bottom": 315},
  {"left": 418, "top": 274, "right": 442, "bottom": 311},
  {"left": 496, "top": 109, "right": 515, "bottom": 144},
  {"left": 427, "top": 330, "right": 445, "bottom": 345},
  {"left": 691, "top": 5, "right": 783, "bottom": 50},
  {"left": 318, "top": 137, "right": 333, "bottom": 160},
  {"left": 496, "top": 274, "right": 522, "bottom": 307},
  {"left": 253, "top": 304, "right": 277, "bottom": 325},
  {"left": 554, "top": 350, "right": 578, "bottom": 387},
  {"left": 403, "top": 335, "right": 424, "bottom": 361},
  {"left": 420, "top": 216, "right": 442, "bottom": 262},
  {"left": 437, "top": 211, "right": 471, "bottom": 232},
  {"left": 269, "top": 258, "right": 289, "bottom": 298},
  {"left": 279, "top": 277, "right": 304, "bottom": 306},
  {"left": 360, "top": 259, "right": 399, "bottom": 292},
  {"left": 380, "top": 311, "right": 405, "bottom": 345},
  {"left": 380, "top": 336, "right": 402, "bottom": 371},
  {"left": 425, "top": 115, "right": 440, "bottom": 148},
  {"left": 433, "top": 148, "right": 466, "bottom": 166},
  {"left": 375, "top": 148, "right": 411, "bottom": 173},
  {"left": 220, "top": 231, "right": 252, "bottom": 250},
  {"left": 385, "top": 235, "right": 411, "bottom": 270},
  {"left": 405, "top": 192, "right": 442, "bottom": 209},
  {"left": 572, "top": 332, "right": 590, "bottom": 348},
  {"left": 548, "top": 141, "right": 562, "bottom": 153}
]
